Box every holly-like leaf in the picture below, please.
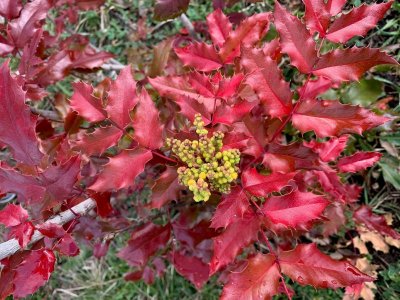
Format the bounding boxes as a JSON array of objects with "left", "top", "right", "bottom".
[
  {"left": 354, "top": 206, "right": 400, "bottom": 239},
  {"left": 106, "top": 66, "right": 139, "bottom": 129},
  {"left": 262, "top": 190, "right": 329, "bottom": 229},
  {"left": 263, "top": 142, "right": 320, "bottom": 173},
  {"left": 149, "top": 76, "right": 214, "bottom": 108},
  {"left": 312, "top": 48, "right": 399, "bottom": 82},
  {"left": 9, "top": 0, "right": 51, "bottom": 48},
  {"left": 213, "top": 99, "right": 257, "bottom": 125},
  {"left": 69, "top": 82, "right": 107, "bottom": 122},
  {"left": 173, "top": 251, "right": 210, "bottom": 290},
  {"left": 210, "top": 186, "right": 249, "bottom": 229},
  {"left": 175, "top": 42, "right": 222, "bottom": 72},
  {"left": 0, "top": 0, "right": 22, "bottom": 20},
  {"left": 73, "top": 126, "right": 123, "bottom": 156},
  {"left": 9, "top": 221, "right": 35, "bottom": 248},
  {"left": 206, "top": 9, "right": 232, "bottom": 47},
  {"left": 305, "top": 135, "right": 349, "bottom": 162},
  {"left": 280, "top": 243, "right": 374, "bottom": 288},
  {"left": 89, "top": 148, "right": 152, "bottom": 192},
  {"left": 132, "top": 89, "right": 164, "bottom": 150},
  {"left": 219, "top": 12, "right": 271, "bottom": 63},
  {"left": 210, "top": 210, "right": 260, "bottom": 274},
  {"left": 303, "top": 0, "right": 331, "bottom": 36},
  {"left": 13, "top": 249, "right": 56, "bottom": 298},
  {"left": 292, "top": 99, "right": 390, "bottom": 138},
  {"left": 274, "top": 2, "right": 317, "bottom": 73},
  {"left": 338, "top": 152, "right": 382, "bottom": 173},
  {"left": 242, "top": 168, "right": 296, "bottom": 197},
  {"left": 40, "top": 156, "right": 81, "bottom": 201},
  {"left": 0, "top": 62, "right": 43, "bottom": 165},
  {"left": 149, "top": 166, "right": 181, "bottom": 209},
  {"left": 326, "top": 0, "right": 347, "bottom": 16},
  {"left": 117, "top": 222, "right": 170, "bottom": 267},
  {"left": 0, "top": 168, "right": 45, "bottom": 204},
  {"left": 300, "top": 76, "right": 333, "bottom": 100},
  {"left": 326, "top": 1, "right": 393, "bottom": 43},
  {"left": 241, "top": 47, "right": 292, "bottom": 118},
  {"left": 154, "top": 0, "right": 190, "bottom": 21},
  {"left": 220, "top": 253, "right": 280, "bottom": 300},
  {"left": 0, "top": 204, "right": 29, "bottom": 227}
]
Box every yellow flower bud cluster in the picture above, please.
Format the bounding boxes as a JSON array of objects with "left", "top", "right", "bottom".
[{"left": 166, "top": 114, "right": 240, "bottom": 202}]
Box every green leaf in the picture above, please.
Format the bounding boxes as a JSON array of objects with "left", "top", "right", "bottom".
[
  {"left": 379, "top": 157, "right": 400, "bottom": 189},
  {"left": 342, "top": 79, "right": 384, "bottom": 106}
]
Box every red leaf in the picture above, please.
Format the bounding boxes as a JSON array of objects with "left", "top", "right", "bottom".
[
  {"left": 303, "top": 0, "right": 331, "bottom": 36},
  {"left": 274, "top": 2, "right": 317, "bottom": 73},
  {"left": 280, "top": 243, "right": 373, "bottom": 288},
  {"left": 69, "top": 82, "right": 107, "bottom": 122},
  {"left": 75, "top": 0, "right": 106, "bottom": 10},
  {"left": 206, "top": 9, "right": 232, "bottom": 47},
  {"left": 241, "top": 47, "right": 292, "bottom": 118},
  {"left": 106, "top": 66, "right": 139, "bottom": 129},
  {"left": 354, "top": 205, "right": 400, "bottom": 239},
  {"left": 118, "top": 222, "right": 170, "bottom": 267},
  {"left": 40, "top": 156, "right": 81, "bottom": 201},
  {"left": 173, "top": 251, "right": 210, "bottom": 289},
  {"left": 91, "top": 192, "right": 113, "bottom": 217},
  {"left": 326, "top": 1, "right": 393, "bottom": 43},
  {"left": 73, "top": 126, "right": 123, "bottom": 156},
  {"left": 326, "top": 0, "right": 346, "bottom": 16},
  {"left": 55, "top": 234, "right": 80, "bottom": 257},
  {"left": 213, "top": 99, "right": 257, "bottom": 125},
  {"left": 70, "top": 46, "right": 113, "bottom": 69},
  {"left": 300, "top": 76, "right": 333, "bottom": 100},
  {"left": 262, "top": 190, "right": 329, "bottom": 229},
  {"left": 220, "top": 253, "right": 280, "bottom": 300},
  {"left": 263, "top": 142, "right": 320, "bottom": 173},
  {"left": 210, "top": 186, "right": 249, "bottom": 229},
  {"left": 0, "top": 204, "right": 29, "bottom": 227},
  {"left": 132, "top": 89, "right": 164, "bottom": 149},
  {"left": 322, "top": 203, "right": 346, "bottom": 237},
  {"left": 37, "top": 223, "right": 66, "bottom": 238},
  {"left": 242, "top": 168, "right": 296, "bottom": 197},
  {"left": 149, "top": 76, "right": 215, "bottom": 112},
  {"left": 313, "top": 47, "right": 399, "bottom": 82},
  {"left": 0, "top": 168, "right": 45, "bottom": 204},
  {"left": 9, "top": 221, "right": 34, "bottom": 248},
  {"left": 89, "top": 148, "right": 152, "bottom": 192},
  {"left": 149, "top": 166, "right": 181, "bottom": 209},
  {"left": 13, "top": 249, "right": 56, "bottom": 298},
  {"left": 305, "top": 135, "right": 349, "bottom": 162},
  {"left": 292, "top": 99, "right": 390, "bottom": 138},
  {"left": 9, "top": 0, "right": 51, "bottom": 48},
  {"left": 175, "top": 42, "right": 222, "bottom": 72},
  {"left": 338, "top": 152, "right": 382, "bottom": 173},
  {"left": 154, "top": 0, "right": 190, "bottom": 21},
  {"left": 219, "top": 13, "right": 271, "bottom": 63},
  {"left": 210, "top": 210, "right": 260, "bottom": 274},
  {"left": 0, "top": 62, "right": 43, "bottom": 165},
  {"left": 0, "top": 0, "right": 22, "bottom": 20}
]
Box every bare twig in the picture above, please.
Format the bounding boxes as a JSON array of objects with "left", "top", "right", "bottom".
[
  {"left": 0, "top": 198, "right": 96, "bottom": 261},
  {"left": 30, "top": 107, "right": 62, "bottom": 122},
  {"left": 180, "top": 13, "right": 199, "bottom": 41}
]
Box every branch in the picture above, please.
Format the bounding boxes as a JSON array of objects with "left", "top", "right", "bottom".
[
  {"left": 0, "top": 198, "right": 96, "bottom": 261},
  {"left": 180, "top": 13, "right": 199, "bottom": 41}
]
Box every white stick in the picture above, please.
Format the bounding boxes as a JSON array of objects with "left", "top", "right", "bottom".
[{"left": 0, "top": 198, "right": 96, "bottom": 261}]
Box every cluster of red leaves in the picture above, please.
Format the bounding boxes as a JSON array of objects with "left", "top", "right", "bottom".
[{"left": 0, "top": 0, "right": 399, "bottom": 299}]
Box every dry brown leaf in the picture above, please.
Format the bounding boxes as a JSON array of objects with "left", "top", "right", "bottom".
[
  {"left": 385, "top": 236, "right": 400, "bottom": 248},
  {"left": 353, "top": 236, "right": 369, "bottom": 254},
  {"left": 360, "top": 230, "right": 389, "bottom": 253}
]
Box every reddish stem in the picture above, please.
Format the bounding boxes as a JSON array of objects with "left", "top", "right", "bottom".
[
  {"left": 152, "top": 151, "right": 179, "bottom": 164},
  {"left": 269, "top": 38, "right": 325, "bottom": 144}
]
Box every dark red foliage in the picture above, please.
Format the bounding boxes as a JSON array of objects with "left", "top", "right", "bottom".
[{"left": 0, "top": 0, "right": 398, "bottom": 299}]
